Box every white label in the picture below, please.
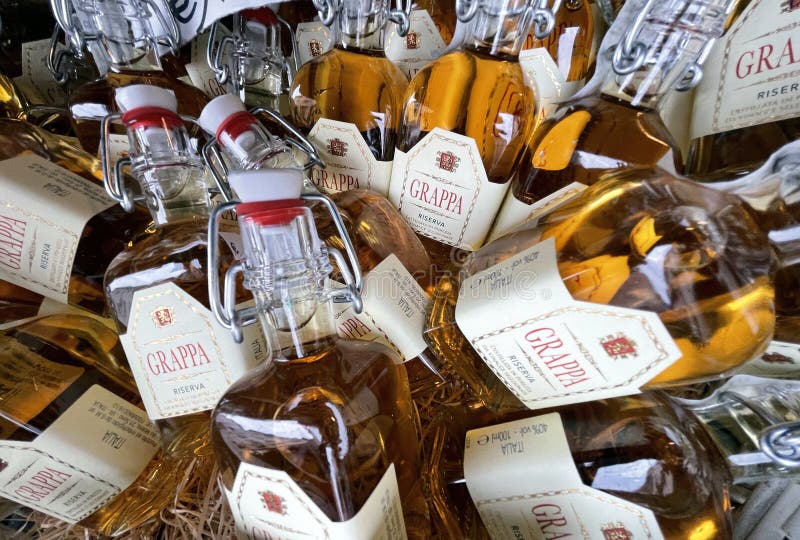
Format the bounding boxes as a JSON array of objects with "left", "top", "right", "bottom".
[
  {"left": 464, "top": 413, "right": 665, "bottom": 540},
  {"left": 296, "top": 21, "right": 334, "bottom": 66},
  {"left": 0, "top": 154, "right": 114, "bottom": 303},
  {"left": 0, "top": 385, "right": 159, "bottom": 524},
  {"left": 455, "top": 238, "right": 682, "bottom": 408},
  {"left": 740, "top": 340, "right": 800, "bottom": 377},
  {"left": 119, "top": 283, "right": 268, "bottom": 419},
  {"left": 690, "top": 0, "right": 800, "bottom": 139},
  {"left": 488, "top": 181, "right": 587, "bottom": 242},
  {"left": 225, "top": 462, "right": 407, "bottom": 540},
  {"left": 172, "top": 0, "right": 276, "bottom": 44},
  {"left": 13, "top": 39, "right": 67, "bottom": 106},
  {"left": 184, "top": 27, "right": 230, "bottom": 97},
  {"left": 385, "top": 10, "right": 448, "bottom": 79},
  {"left": 389, "top": 128, "right": 509, "bottom": 251},
  {"left": 308, "top": 119, "right": 393, "bottom": 196},
  {"left": 519, "top": 48, "right": 584, "bottom": 123},
  {"left": 332, "top": 255, "right": 429, "bottom": 361}
]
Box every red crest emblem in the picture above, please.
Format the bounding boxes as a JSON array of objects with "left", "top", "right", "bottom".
[
  {"left": 327, "top": 138, "right": 348, "bottom": 157},
  {"left": 405, "top": 31, "right": 420, "bottom": 49},
  {"left": 601, "top": 522, "right": 633, "bottom": 540},
  {"left": 435, "top": 151, "right": 460, "bottom": 172},
  {"left": 600, "top": 333, "right": 637, "bottom": 359},
  {"left": 309, "top": 40, "right": 323, "bottom": 57},
  {"left": 260, "top": 491, "right": 286, "bottom": 515},
  {"left": 151, "top": 307, "right": 175, "bottom": 328},
  {"left": 784, "top": 0, "right": 800, "bottom": 11},
  {"left": 0, "top": 459, "right": 7, "bottom": 472},
  {"left": 761, "top": 352, "right": 795, "bottom": 364}
]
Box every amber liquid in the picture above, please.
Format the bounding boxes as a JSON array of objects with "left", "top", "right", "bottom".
[
  {"left": 314, "top": 190, "right": 467, "bottom": 422},
  {"left": 68, "top": 69, "right": 209, "bottom": 155},
  {"left": 426, "top": 169, "right": 775, "bottom": 413},
  {"left": 397, "top": 44, "right": 535, "bottom": 274},
  {"left": 523, "top": 0, "right": 595, "bottom": 82},
  {"left": 289, "top": 45, "right": 408, "bottom": 161},
  {"left": 212, "top": 337, "right": 430, "bottom": 538},
  {"left": 0, "top": 119, "right": 152, "bottom": 319},
  {"left": 0, "top": 315, "right": 188, "bottom": 536},
  {"left": 413, "top": 0, "right": 456, "bottom": 44},
  {"left": 511, "top": 93, "right": 678, "bottom": 206},
  {"left": 685, "top": 120, "right": 800, "bottom": 182},
  {"left": 424, "top": 393, "right": 732, "bottom": 539}
]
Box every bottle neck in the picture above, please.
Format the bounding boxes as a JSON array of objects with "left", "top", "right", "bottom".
[
  {"left": 106, "top": 45, "right": 164, "bottom": 74},
  {"left": 218, "top": 120, "right": 318, "bottom": 192},
  {"left": 464, "top": 0, "right": 539, "bottom": 58},
  {"left": 682, "top": 377, "right": 800, "bottom": 484},
  {"left": 600, "top": 0, "right": 726, "bottom": 109},
  {"left": 334, "top": 1, "right": 390, "bottom": 52},
  {"left": 257, "top": 288, "right": 339, "bottom": 360},
  {"left": 237, "top": 206, "right": 338, "bottom": 360},
  {"left": 124, "top": 116, "right": 210, "bottom": 226}
]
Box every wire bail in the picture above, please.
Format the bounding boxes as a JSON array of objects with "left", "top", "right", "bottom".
[{"left": 208, "top": 200, "right": 363, "bottom": 344}]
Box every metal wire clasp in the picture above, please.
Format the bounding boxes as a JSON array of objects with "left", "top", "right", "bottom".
[
  {"left": 208, "top": 201, "right": 363, "bottom": 343},
  {"left": 100, "top": 111, "right": 202, "bottom": 213},
  {"left": 202, "top": 106, "right": 324, "bottom": 198}
]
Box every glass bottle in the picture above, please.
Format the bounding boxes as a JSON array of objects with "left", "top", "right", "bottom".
[
  {"left": 55, "top": 0, "right": 209, "bottom": 154},
  {"left": 707, "top": 141, "right": 800, "bottom": 375},
  {"left": 685, "top": 0, "right": 800, "bottom": 182},
  {"left": 425, "top": 377, "right": 800, "bottom": 539},
  {"left": 489, "top": 0, "right": 727, "bottom": 241},
  {"left": 199, "top": 94, "right": 457, "bottom": 405},
  {"left": 0, "top": 313, "right": 186, "bottom": 536},
  {"left": 384, "top": 0, "right": 457, "bottom": 79},
  {"left": 0, "top": 0, "right": 54, "bottom": 78},
  {"left": 208, "top": 168, "right": 430, "bottom": 539},
  {"left": 289, "top": 0, "right": 409, "bottom": 196},
  {"left": 102, "top": 86, "right": 267, "bottom": 452},
  {"left": 388, "top": 0, "right": 546, "bottom": 277},
  {"left": 426, "top": 167, "right": 779, "bottom": 414},
  {"left": 520, "top": 0, "right": 597, "bottom": 121},
  {"left": 0, "top": 117, "right": 151, "bottom": 318},
  {"left": 206, "top": 8, "right": 294, "bottom": 113}
]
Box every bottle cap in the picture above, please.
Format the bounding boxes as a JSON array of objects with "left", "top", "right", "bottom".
[
  {"left": 198, "top": 94, "right": 247, "bottom": 135},
  {"left": 229, "top": 168, "right": 304, "bottom": 203},
  {"left": 115, "top": 85, "right": 177, "bottom": 113}
]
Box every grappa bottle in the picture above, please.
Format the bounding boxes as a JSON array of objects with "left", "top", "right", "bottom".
[
  {"left": 0, "top": 118, "right": 151, "bottom": 317},
  {"left": 520, "top": 0, "right": 596, "bottom": 120},
  {"left": 425, "top": 376, "right": 800, "bottom": 539},
  {"left": 426, "top": 167, "right": 778, "bottom": 414},
  {"left": 387, "top": 0, "right": 544, "bottom": 276},
  {"left": 209, "top": 168, "right": 430, "bottom": 539},
  {"left": 384, "top": 0, "right": 457, "bottom": 79},
  {"left": 57, "top": 0, "right": 209, "bottom": 154},
  {"left": 102, "top": 86, "right": 267, "bottom": 446},
  {"left": 206, "top": 8, "right": 293, "bottom": 112},
  {"left": 289, "top": 0, "right": 409, "bottom": 196},
  {"left": 489, "top": 0, "right": 727, "bottom": 240},
  {"left": 199, "top": 94, "right": 453, "bottom": 401},
  {"left": 707, "top": 140, "right": 800, "bottom": 375},
  {"left": 0, "top": 314, "right": 186, "bottom": 536},
  {"left": 685, "top": 0, "right": 800, "bottom": 181}
]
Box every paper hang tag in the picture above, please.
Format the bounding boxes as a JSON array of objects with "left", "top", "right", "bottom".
[
  {"left": 170, "top": 0, "right": 293, "bottom": 45},
  {"left": 385, "top": 10, "right": 448, "bottom": 79},
  {"left": 455, "top": 238, "right": 682, "bottom": 409},
  {"left": 225, "top": 462, "right": 408, "bottom": 540},
  {"left": 0, "top": 385, "right": 159, "bottom": 524},
  {"left": 464, "top": 413, "right": 665, "bottom": 540},
  {"left": 13, "top": 39, "right": 68, "bottom": 107},
  {"left": 0, "top": 154, "right": 115, "bottom": 304},
  {"left": 296, "top": 20, "right": 333, "bottom": 66},
  {"left": 308, "top": 119, "right": 393, "bottom": 196},
  {"left": 330, "top": 255, "right": 429, "bottom": 362},
  {"left": 388, "top": 128, "right": 510, "bottom": 251},
  {"left": 119, "top": 282, "right": 268, "bottom": 419},
  {"left": 690, "top": 0, "right": 800, "bottom": 139}
]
